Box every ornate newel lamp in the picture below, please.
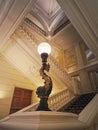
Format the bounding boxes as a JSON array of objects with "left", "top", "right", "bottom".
[{"left": 36, "top": 42, "right": 52, "bottom": 111}]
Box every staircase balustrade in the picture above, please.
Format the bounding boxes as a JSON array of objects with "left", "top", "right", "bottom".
[
  {"left": 0, "top": 88, "right": 75, "bottom": 123},
  {"left": 48, "top": 88, "right": 74, "bottom": 111},
  {"left": 48, "top": 56, "right": 73, "bottom": 92},
  {"left": 15, "top": 88, "right": 75, "bottom": 113}
]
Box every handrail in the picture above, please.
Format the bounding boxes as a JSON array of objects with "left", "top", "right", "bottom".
[
  {"left": 48, "top": 56, "right": 73, "bottom": 93},
  {"left": 48, "top": 88, "right": 74, "bottom": 111},
  {"left": 22, "top": 88, "right": 74, "bottom": 112}
]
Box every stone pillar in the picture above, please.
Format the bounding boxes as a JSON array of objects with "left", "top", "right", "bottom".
[{"left": 79, "top": 70, "right": 92, "bottom": 93}]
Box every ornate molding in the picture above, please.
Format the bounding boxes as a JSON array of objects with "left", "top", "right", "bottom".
[{"left": 0, "top": 0, "right": 36, "bottom": 51}]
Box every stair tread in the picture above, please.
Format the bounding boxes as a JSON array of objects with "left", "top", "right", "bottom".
[{"left": 58, "top": 92, "right": 97, "bottom": 114}]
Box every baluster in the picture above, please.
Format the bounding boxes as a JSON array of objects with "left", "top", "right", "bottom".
[
  {"left": 18, "top": 88, "right": 74, "bottom": 112},
  {"left": 48, "top": 56, "right": 72, "bottom": 87}
]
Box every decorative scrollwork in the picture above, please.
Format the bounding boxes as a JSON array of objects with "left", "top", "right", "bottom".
[{"left": 36, "top": 56, "right": 52, "bottom": 111}]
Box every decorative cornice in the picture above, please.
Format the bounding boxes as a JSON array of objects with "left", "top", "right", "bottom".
[
  {"left": 24, "top": 18, "right": 47, "bottom": 36},
  {"left": 0, "top": 0, "right": 36, "bottom": 51},
  {"left": 17, "top": 24, "right": 38, "bottom": 47}
]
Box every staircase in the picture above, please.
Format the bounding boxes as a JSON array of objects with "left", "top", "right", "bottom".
[
  {"left": 58, "top": 92, "right": 97, "bottom": 114},
  {"left": 49, "top": 55, "right": 72, "bottom": 88},
  {"left": 13, "top": 88, "right": 75, "bottom": 113},
  {"left": 0, "top": 92, "right": 98, "bottom": 130}
]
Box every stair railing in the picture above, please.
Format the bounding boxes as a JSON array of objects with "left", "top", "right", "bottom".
[
  {"left": 48, "top": 88, "right": 75, "bottom": 111},
  {"left": 48, "top": 56, "right": 74, "bottom": 94},
  {"left": 14, "top": 88, "right": 75, "bottom": 113}
]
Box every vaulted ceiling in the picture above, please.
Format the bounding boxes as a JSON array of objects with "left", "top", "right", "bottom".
[
  {"left": 0, "top": 0, "right": 98, "bottom": 92},
  {"left": 26, "top": 0, "right": 69, "bottom": 37}
]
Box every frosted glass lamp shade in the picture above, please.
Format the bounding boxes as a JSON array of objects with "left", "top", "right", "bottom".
[{"left": 37, "top": 42, "right": 51, "bottom": 55}]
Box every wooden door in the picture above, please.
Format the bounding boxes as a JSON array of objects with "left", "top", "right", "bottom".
[{"left": 10, "top": 87, "right": 32, "bottom": 114}]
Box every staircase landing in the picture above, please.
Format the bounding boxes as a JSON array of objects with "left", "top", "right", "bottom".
[{"left": 0, "top": 111, "right": 87, "bottom": 130}]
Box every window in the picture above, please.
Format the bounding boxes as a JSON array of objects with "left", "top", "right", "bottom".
[{"left": 80, "top": 42, "right": 95, "bottom": 63}]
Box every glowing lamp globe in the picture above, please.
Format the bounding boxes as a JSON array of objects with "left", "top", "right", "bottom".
[{"left": 37, "top": 42, "right": 51, "bottom": 55}]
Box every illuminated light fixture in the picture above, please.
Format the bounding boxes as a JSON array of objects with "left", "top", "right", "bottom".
[
  {"left": 37, "top": 42, "right": 51, "bottom": 55},
  {"left": 37, "top": 42, "right": 51, "bottom": 69},
  {"left": 36, "top": 42, "right": 52, "bottom": 111}
]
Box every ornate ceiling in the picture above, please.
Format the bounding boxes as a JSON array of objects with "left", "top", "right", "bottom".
[{"left": 25, "top": 0, "right": 70, "bottom": 38}]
